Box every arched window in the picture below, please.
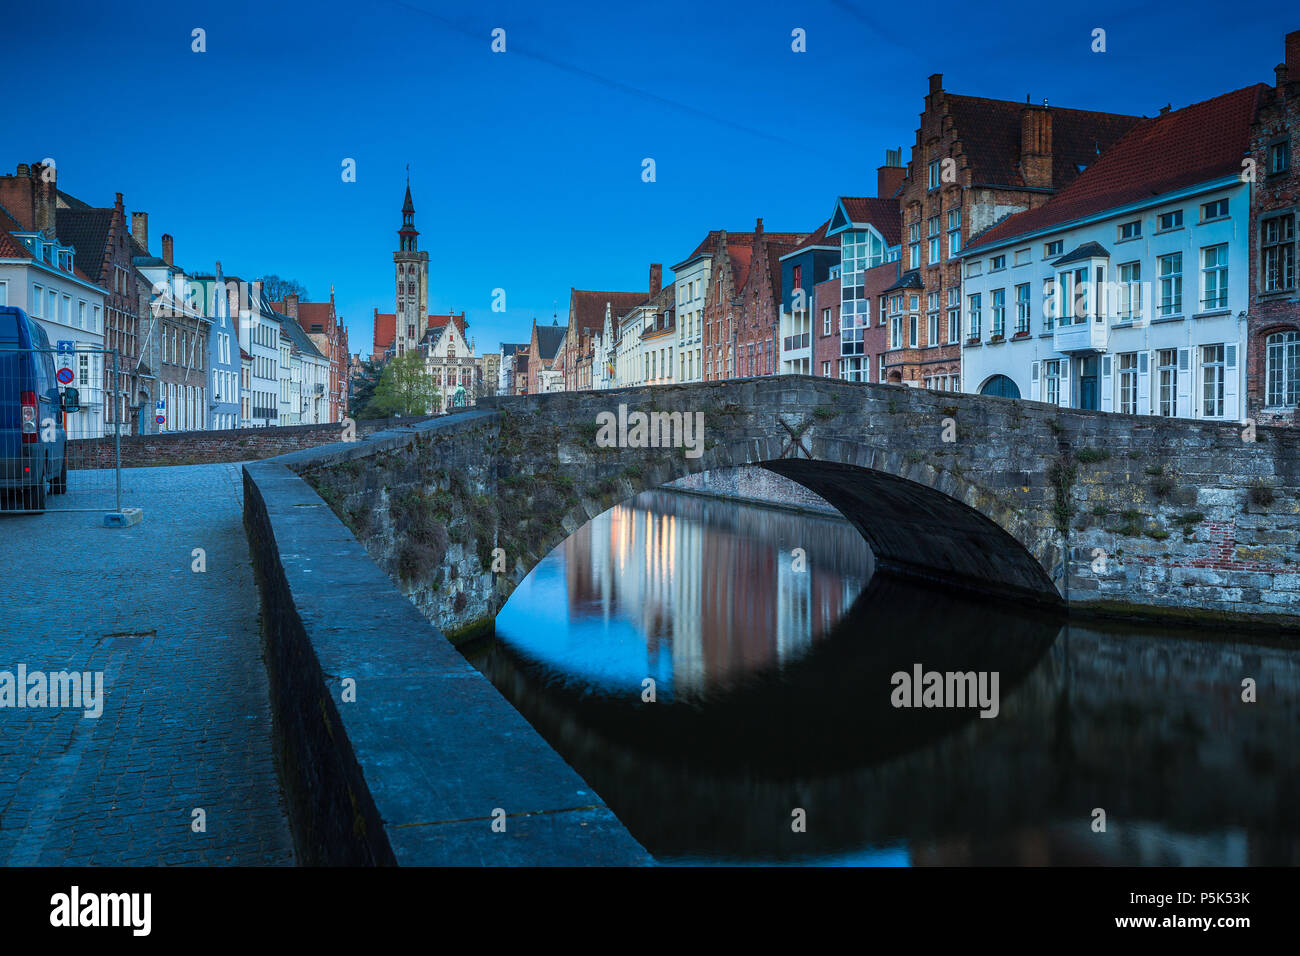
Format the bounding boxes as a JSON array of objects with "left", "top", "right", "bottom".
[
  {"left": 1266, "top": 330, "right": 1300, "bottom": 407},
  {"left": 980, "top": 374, "right": 1020, "bottom": 399}
]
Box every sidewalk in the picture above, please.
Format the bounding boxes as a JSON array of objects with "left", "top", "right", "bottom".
[{"left": 0, "top": 463, "right": 294, "bottom": 865}]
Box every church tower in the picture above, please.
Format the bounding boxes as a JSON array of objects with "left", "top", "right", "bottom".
[{"left": 394, "top": 177, "right": 429, "bottom": 356}]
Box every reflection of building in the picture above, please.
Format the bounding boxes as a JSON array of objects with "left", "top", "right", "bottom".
[{"left": 563, "top": 489, "right": 872, "bottom": 700}]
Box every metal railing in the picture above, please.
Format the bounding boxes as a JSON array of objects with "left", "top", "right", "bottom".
[{"left": 1, "top": 345, "right": 122, "bottom": 514}]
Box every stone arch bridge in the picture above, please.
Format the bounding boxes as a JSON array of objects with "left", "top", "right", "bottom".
[{"left": 274, "top": 376, "right": 1300, "bottom": 637}]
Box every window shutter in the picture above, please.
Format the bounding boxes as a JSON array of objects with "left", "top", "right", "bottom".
[
  {"left": 1137, "top": 351, "right": 1151, "bottom": 413},
  {"left": 1176, "top": 348, "right": 1191, "bottom": 418},
  {"left": 1059, "top": 358, "right": 1071, "bottom": 407},
  {"left": 1030, "top": 361, "right": 1040, "bottom": 402},
  {"left": 1225, "top": 342, "right": 1240, "bottom": 419},
  {"left": 1100, "top": 354, "right": 1113, "bottom": 411}
]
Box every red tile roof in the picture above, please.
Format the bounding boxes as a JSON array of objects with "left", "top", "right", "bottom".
[
  {"left": 968, "top": 85, "right": 1266, "bottom": 251},
  {"left": 946, "top": 95, "right": 1143, "bottom": 191},
  {"left": 838, "top": 197, "right": 902, "bottom": 246},
  {"left": 570, "top": 289, "right": 647, "bottom": 332},
  {"left": 789, "top": 219, "right": 836, "bottom": 253},
  {"left": 372, "top": 309, "right": 467, "bottom": 354}
]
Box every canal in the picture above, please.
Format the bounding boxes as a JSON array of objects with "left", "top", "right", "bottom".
[{"left": 463, "top": 488, "right": 1300, "bottom": 866}]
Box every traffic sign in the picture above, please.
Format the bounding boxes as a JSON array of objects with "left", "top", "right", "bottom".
[
  {"left": 155, "top": 400, "right": 166, "bottom": 410},
  {"left": 155, "top": 415, "right": 166, "bottom": 425},
  {"left": 56, "top": 340, "right": 75, "bottom": 354},
  {"left": 56, "top": 367, "right": 75, "bottom": 384}
]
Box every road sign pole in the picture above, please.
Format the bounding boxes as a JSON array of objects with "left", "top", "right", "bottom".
[{"left": 114, "top": 349, "right": 121, "bottom": 513}]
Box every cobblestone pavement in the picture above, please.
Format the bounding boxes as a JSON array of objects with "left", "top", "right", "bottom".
[{"left": 0, "top": 464, "right": 295, "bottom": 865}]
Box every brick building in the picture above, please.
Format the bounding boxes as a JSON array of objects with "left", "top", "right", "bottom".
[
  {"left": 562, "top": 270, "right": 657, "bottom": 391},
  {"left": 525, "top": 317, "right": 567, "bottom": 394},
  {"left": 887, "top": 74, "right": 1142, "bottom": 388},
  {"left": 1248, "top": 30, "right": 1300, "bottom": 427},
  {"left": 733, "top": 220, "right": 808, "bottom": 378},
  {"left": 279, "top": 289, "right": 350, "bottom": 422}
]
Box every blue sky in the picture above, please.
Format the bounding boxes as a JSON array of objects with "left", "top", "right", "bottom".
[{"left": 7, "top": 1, "right": 1293, "bottom": 355}]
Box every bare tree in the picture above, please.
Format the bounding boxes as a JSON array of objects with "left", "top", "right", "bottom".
[{"left": 259, "top": 274, "right": 309, "bottom": 303}]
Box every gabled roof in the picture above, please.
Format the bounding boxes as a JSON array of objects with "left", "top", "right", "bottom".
[
  {"left": 1052, "top": 241, "right": 1110, "bottom": 266},
  {"left": 783, "top": 219, "right": 839, "bottom": 257},
  {"left": 966, "top": 85, "right": 1266, "bottom": 252},
  {"left": 281, "top": 313, "right": 325, "bottom": 358},
  {"left": 0, "top": 202, "right": 98, "bottom": 283},
  {"left": 946, "top": 94, "right": 1143, "bottom": 190},
  {"left": 534, "top": 322, "right": 567, "bottom": 359},
  {"left": 296, "top": 301, "right": 335, "bottom": 334},
  {"left": 828, "top": 196, "right": 902, "bottom": 246},
  {"left": 883, "top": 269, "right": 924, "bottom": 293},
  {"left": 54, "top": 207, "right": 115, "bottom": 282},
  {"left": 500, "top": 342, "right": 527, "bottom": 357},
  {"left": 569, "top": 289, "right": 646, "bottom": 335}
]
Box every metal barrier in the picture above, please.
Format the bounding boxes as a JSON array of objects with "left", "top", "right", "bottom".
[{"left": 0, "top": 346, "right": 122, "bottom": 515}]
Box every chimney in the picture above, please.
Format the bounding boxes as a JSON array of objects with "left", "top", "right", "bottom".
[
  {"left": 649, "top": 263, "right": 662, "bottom": 297},
  {"left": 1020, "top": 104, "right": 1053, "bottom": 190},
  {"left": 929, "top": 73, "right": 943, "bottom": 96},
  {"left": 755, "top": 217, "right": 764, "bottom": 236},
  {"left": 161, "top": 234, "right": 173, "bottom": 266},
  {"left": 1287, "top": 29, "right": 1300, "bottom": 78},
  {"left": 31, "top": 161, "right": 55, "bottom": 236},
  {"left": 132, "top": 212, "right": 149, "bottom": 253},
  {"left": 878, "top": 147, "right": 907, "bottom": 198},
  {"left": 285, "top": 293, "right": 300, "bottom": 318},
  {"left": 1279, "top": 63, "right": 1290, "bottom": 90}
]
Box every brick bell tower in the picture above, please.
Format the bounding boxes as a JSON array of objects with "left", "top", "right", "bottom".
[{"left": 394, "top": 172, "right": 429, "bottom": 356}]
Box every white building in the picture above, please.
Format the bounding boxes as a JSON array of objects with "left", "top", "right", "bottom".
[
  {"left": 960, "top": 87, "right": 1256, "bottom": 423},
  {"left": 0, "top": 227, "right": 107, "bottom": 438},
  {"left": 672, "top": 255, "right": 707, "bottom": 383},
  {"left": 233, "top": 280, "right": 281, "bottom": 427}
]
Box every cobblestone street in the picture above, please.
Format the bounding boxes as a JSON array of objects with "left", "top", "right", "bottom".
[{"left": 0, "top": 464, "right": 294, "bottom": 865}]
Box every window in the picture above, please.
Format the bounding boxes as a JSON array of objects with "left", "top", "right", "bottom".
[
  {"left": 928, "top": 160, "right": 940, "bottom": 190},
  {"left": 1261, "top": 214, "right": 1296, "bottom": 292},
  {"left": 908, "top": 314, "right": 918, "bottom": 348},
  {"left": 78, "top": 354, "right": 90, "bottom": 387},
  {"left": 1201, "top": 344, "right": 1225, "bottom": 417},
  {"left": 991, "top": 255, "right": 1006, "bottom": 271},
  {"left": 948, "top": 209, "right": 962, "bottom": 256},
  {"left": 1158, "top": 348, "right": 1178, "bottom": 417},
  {"left": 792, "top": 264, "right": 802, "bottom": 293},
  {"left": 822, "top": 361, "right": 831, "bottom": 377},
  {"left": 968, "top": 293, "right": 982, "bottom": 339},
  {"left": 890, "top": 316, "right": 902, "bottom": 350},
  {"left": 928, "top": 311, "right": 939, "bottom": 347},
  {"left": 1201, "top": 198, "right": 1229, "bottom": 221},
  {"left": 1117, "top": 352, "right": 1138, "bottom": 414},
  {"left": 1014, "top": 248, "right": 1030, "bottom": 266},
  {"left": 909, "top": 221, "right": 921, "bottom": 269},
  {"left": 1043, "top": 359, "right": 1061, "bottom": 405},
  {"left": 947, "top": 289, "right": 960, "bottom": 344},
  {"left": 1118, "top": 220, "right": 1142, "bottom": 241},
  {"left": 823, "top": 308, "right": 832, "bottom": 335},
  {"left": 1158, "top": 253, "right": 1183, "bottom": 316},
  {"left": 1118, "top": 262, "right": 1141, "bottom": 320},
  {"left": 1266, "top": 331, "right": 1300, "bottom": 407},
  {"left": 1015, "top": 283, "right": 1030, "bottom": 333},
  {"left": 0, "top": 281, "right": 5, "bottom": 306},
  {"left": 1269, "top": 140, "right": 1290, "bottom": 175},
  {"left": 909, "top": 294, "right": 919, "bottom": 313},
  {"left": 1201, "top": 244, "right": 1228, "bottom": 310},
  {"left": 1157, "top": 209, "right": 1183, "bottom": 231},
  {"left": 928, "top": 217, "right": 940, "bottom": 264},
  {"left": 1045, "top": 240, "right": 1063, "bottom": 258},
  {"left": 991, "top": 289, "right": 1006, "bottom": 337}
]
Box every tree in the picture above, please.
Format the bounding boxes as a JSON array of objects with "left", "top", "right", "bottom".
[
  {"left": 363, "top": 351, "right": 439, "bottom": 418},
  {"left": 259, "top": 274, "right": 309, "bottom": 303},
  {"left": 349, "top": 359, "right": 384, "bottom": 417}
]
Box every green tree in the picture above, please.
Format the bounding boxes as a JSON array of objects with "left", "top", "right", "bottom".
[
  {"left": 364, "top": 351, "right": 439, "bottom": 417},
  {"left": 349, "top": 359, "right": 384, "bottom": 417}
]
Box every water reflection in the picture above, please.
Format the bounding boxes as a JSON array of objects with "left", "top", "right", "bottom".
[{"left": 471, "top": 489, "right": 1300, "bottom": 865}]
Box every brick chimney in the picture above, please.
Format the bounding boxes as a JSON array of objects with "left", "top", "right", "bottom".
[
  {"left": 878, "top": 147, "right": 906, "bottom": 198},
  {"left": 1020, "top": 104, "right": 1053, "bottom": 190},
  {"left": 31, "top": 161, "right": 55, "bottom": 236},
  {"left": 929, "top": 73, "right": 943, "bottom": 95},
  {"left": 284, "top": 293, "right": 300, "bottom": 318},
  {"left": 132, "top": 212, "right": 149, "bottom": 253},
  {"left": 1287, "top": 29, "right": 1300, "bottom": 77},
  {"left": 755, "top": 217, "right": 764, "bottom": 237},
  {"left": 161, "top": 234, "right": 173, "bottom": 266},
  {"left": 649, "top": 263, "right": 662, "bottom": 297}
]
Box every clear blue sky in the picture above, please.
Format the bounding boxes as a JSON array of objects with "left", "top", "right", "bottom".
[{"left": 7, "top": 0, "right": 1293, "bottom": 355}]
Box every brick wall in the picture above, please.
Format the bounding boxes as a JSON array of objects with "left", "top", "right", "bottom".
[
  {"left": 69, "top": 415, "right": 436, "bottom": 468},
  {"left": 1247, "top": 36, "right": 1300, "bottom": 427}
]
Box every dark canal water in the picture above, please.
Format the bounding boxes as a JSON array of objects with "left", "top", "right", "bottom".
[{"left": 464, "top": 489, "right": 1300, "bottom": 866}]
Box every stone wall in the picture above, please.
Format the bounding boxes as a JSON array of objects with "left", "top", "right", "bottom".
[
  {"left": 667, "top": 465, "right": 839, "bottom": 516},
  {"left": 242, "top": 440, "right": 650, "bottom": 865},
  {"left": 68, "top": 415, "right": 434, "bottom": 468}
]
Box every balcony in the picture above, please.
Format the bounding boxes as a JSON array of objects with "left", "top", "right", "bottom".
[{"left": 1053, "top": 316, "right": 1108, "bottom": 354}]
